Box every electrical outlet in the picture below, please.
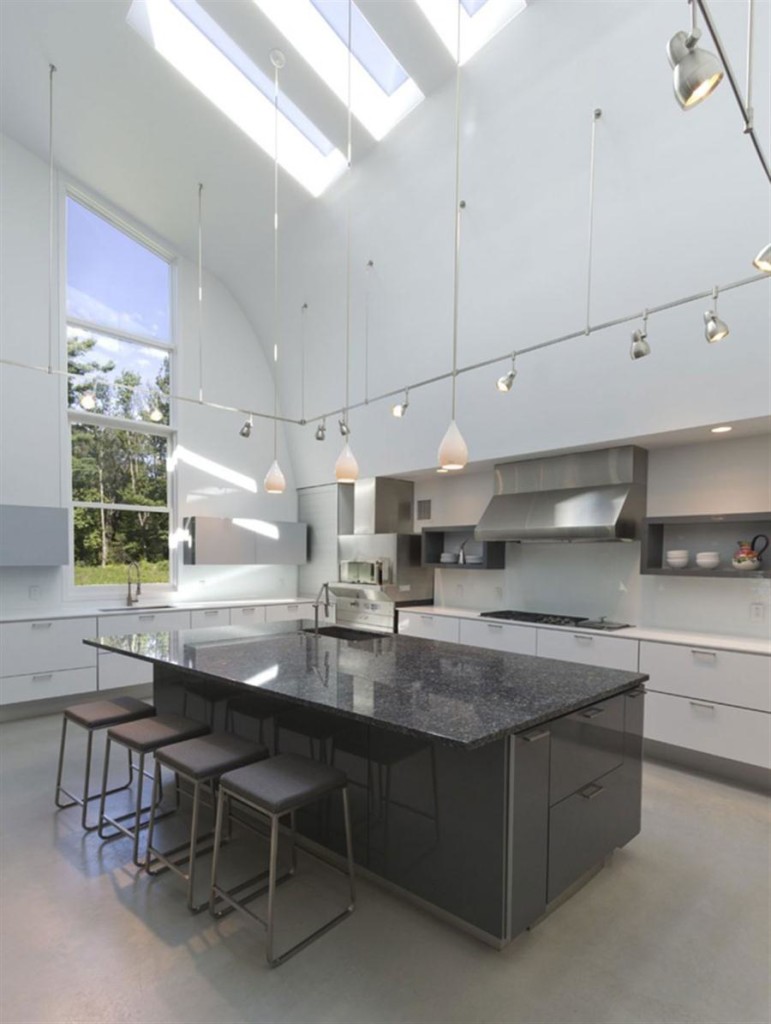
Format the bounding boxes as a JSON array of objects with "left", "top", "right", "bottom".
[
  {"left": 456, "top": 583, "right": 464, "bottom": 596},
  {"left": 495, "top": 586, "right": 503, "bottom": 600},
  {"left": 28, "top": 586, "right": 40, "bottom": 602},
  {"left": 750, "top": 603, "right": 766, "bottom": 623}
]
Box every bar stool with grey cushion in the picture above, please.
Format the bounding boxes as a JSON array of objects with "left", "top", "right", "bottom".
[
  {"left": 209, "top": 754, "right": 356, "bottom": 967},
  {"left": 55, "top": 697, "right": 156, "bottom": 831},
  {"left": 98, "top": 715, "right": 210, "bottom": 867},
  {"left": 145, "top": 733, "right": 268, "bottom": 911}
]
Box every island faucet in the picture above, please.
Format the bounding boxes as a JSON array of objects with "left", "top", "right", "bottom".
[
  {"left": 313, "top": 581, "right": 332, "bottom": 634},
  {"left": 126, "top": 561, "right": 142, "bottom": 606}
]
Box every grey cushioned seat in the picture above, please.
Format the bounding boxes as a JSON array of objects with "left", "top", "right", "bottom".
[
  {"left": 65, "top": 697, "right": 155, "bottom": 730},
  {"left": 155, "top": 732, "right": 268, "bottom": 780},
  {"left": 107, "top": 714, "right": 209, "bottom": 753},
  {"left": 220, "top": 754, "right": 346, "bottom": 814}
]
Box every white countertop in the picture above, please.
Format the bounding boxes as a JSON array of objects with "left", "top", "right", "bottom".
[
  {"left": 0, "top": 596, "right": 317, "bottom": 624},
  {"left": 398, "top": 606, "right": 771, "bottom": 656}
]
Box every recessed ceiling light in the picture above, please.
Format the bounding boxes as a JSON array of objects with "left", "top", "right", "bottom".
[
  {"left": 415, "top": 0, "right": 527, "bottom": 64},
  {"left": 127, "top": 0, "right": 346, "bottom": 196},
  {"left": 253, "top": 0, "right": 424, "bottom": 140},
  {"left": 711, "top": 425, "right": 732, "bottom": 433}
]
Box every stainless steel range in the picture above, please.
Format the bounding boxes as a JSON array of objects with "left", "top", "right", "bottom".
[{"left": 480, "top": 610, "right": 631, "bottom": 631}]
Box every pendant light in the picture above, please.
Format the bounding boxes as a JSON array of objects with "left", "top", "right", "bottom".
[
  {"left": 264, "top": 49, "right": 287, "bottom": 495},
  {"left": 704, "top": 286, "right": 729, "bottom": 343},
  {"left": 437, "top": 1, "right": 469, "bottom": 472},
  {"left": 335, "top": 0, "right": 359, "bottom": 484},
  {"left": 667, "top": 1, "right": 723, "bottom": 109},
  {"left": 753, "top": 243, "right": 771, "bottom": 273}
]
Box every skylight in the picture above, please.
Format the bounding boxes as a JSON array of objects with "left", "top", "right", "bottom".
[
  {"left": 415, "top": 0, "right": 527, "bottom": 64},
  {"left": 253, "top": 0, "right": 424, "bottom": 141},
  {"left": 127, "top": 0, "right": 347, "bottom": 196}
]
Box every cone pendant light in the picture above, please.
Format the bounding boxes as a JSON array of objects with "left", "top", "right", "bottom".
[
  {"left": 264, "top": 49, "right": 287, "bottom": 495},
  {"left": 438, "top": 1, "right": 468, "bottom": 472},
  {"left": 335, "top": 0, "right": 359, "bottom": 484}
]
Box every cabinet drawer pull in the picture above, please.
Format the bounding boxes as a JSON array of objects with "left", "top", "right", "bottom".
[
  {"left": 31, "top": 622, "right": 53, "bottom": 629},
  {"left": 580, "top": 706, "right": 605, "bottom": 719},
  {"left": 286, "top": 605, "right": 298, "bottom": 611},
  {"left": 580, "top": 783, "right": 604, "bottom": 800},
  {"left": 241, "top": 607, "right": 255, "bottom": 614},
  {"left": 573, "top": 634, "right": 593, "bottom": 642},
  {"left": 691, "top": 649, "right": 717, "bottom": 659},
  {"left": 204, "top": 610, "right": 218, "bottom": 616},
  {"left": 522, "top": 729, "right": 549, "bottom": 743},
  {"left": 486, "top": 623, "right": 503, "bottom": 630},
  {"left": 689, "top": 700, "right": 716, "bottom": 710},
  {"left": 32, "top": 673, "right": 53, "bottom": 681},
  {"left": 420, "top": 615, "right": 433, "bottom": 623},
  {"left": 138, "top": 614, "right": 156, "bottom": 622}
]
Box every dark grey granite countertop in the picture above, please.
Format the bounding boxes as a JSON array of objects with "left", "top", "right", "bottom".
[{"left": 85, "top": 621, "right": 648, "bottom": 749}]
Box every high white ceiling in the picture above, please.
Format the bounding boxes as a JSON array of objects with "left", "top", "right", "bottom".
[{"left": 0, "top": 0, "right": 458, "bottom": 335}]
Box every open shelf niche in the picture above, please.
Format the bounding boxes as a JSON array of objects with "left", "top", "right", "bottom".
[
  {"left": 421, "top": 525, "right": 506, "bottom": 570},
  {"left": 641, "top": 513, "right": 771, "bottom": 579}
]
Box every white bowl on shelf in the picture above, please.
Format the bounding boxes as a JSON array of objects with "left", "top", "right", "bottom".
[
  {"left": 695, "top": 551, "right": 720, "bottom": 569},
  {"left": 666, "top": 550, "right": 689, "bottom": 569},
  {"left": 439, "top": 552, "right": 459, "bottom": 564},
  {"left": 464, "top": 555, "right": 484, "bottom": 565}
]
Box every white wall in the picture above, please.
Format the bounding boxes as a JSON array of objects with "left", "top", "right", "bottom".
[
  {"left": 269, "top": 0, "right": 770, "bottom": 488},
  {"left": 0, "top": 132, "right": 300, "bottom": 614},
  {"left": 417, "top": 434, "right": 771, "bottom": 638}
]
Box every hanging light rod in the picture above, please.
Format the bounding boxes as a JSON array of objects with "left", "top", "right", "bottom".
[{"left": 692, "top": 0, "right": 770, "bottom": 182}]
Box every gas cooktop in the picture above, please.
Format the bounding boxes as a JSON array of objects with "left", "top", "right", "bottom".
[{"left": 479, "top": 610, "right": 631, "bottom": 631}]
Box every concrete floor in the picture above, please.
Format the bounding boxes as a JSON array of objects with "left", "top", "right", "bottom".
[{"left": 0, "top": 712, "right": 769, "bottom": 1024}]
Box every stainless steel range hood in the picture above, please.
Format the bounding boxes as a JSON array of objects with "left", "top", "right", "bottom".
[{"left": 475, "top": 446, "right": 647, "bottom": 543}]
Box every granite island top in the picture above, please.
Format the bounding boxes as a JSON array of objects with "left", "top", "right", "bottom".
[{"left": 86, "top": 621, "right": 648, "bottom": 749}]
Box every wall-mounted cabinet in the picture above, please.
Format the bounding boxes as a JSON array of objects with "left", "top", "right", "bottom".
[
  {"left": 641, "top": 513, "right": 771, "bottom": 578},
  {"left": 421, "top": 525, "right": 505, "bottom": 570},
  {"left": 0, "top": 505, "right": 69, "bottom": 566},
  {"left": 182, "top": 517, "right": 307, "bottom": 566}
]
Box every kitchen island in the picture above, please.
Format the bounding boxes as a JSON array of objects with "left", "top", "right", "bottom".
[{"left": 86, "top": 621, "right": 647, "bottom": 946}]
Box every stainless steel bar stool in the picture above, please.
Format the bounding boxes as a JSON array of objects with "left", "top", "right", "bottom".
[
  {"left": 98, "top": 715, "right": 210, "bottom": 866},
  {"left": 54, "top": 697, "right": 156, "bottom": 831},
  {"left": 145, "top": 733, "right": 268, "bottom": 911},
  {"left": 209, "top": 753, "right": 356, "bottom": 967}
]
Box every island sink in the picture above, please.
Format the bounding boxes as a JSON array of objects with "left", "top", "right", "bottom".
[{"left": 301, "top": 625, "right": 387, "bottom": 641}]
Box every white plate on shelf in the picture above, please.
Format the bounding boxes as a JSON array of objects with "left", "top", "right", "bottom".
[{"left": 440, "top": 553, "right": 459, "bottom": 563}]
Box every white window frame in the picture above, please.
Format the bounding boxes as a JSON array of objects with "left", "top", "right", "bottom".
[{"left": 61, "top": 182, "right": 179, "bottom": 602}]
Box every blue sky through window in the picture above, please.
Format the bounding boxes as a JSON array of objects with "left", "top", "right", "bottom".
[
  {"left": 461, "top": 0, "right": 491, "bottom": 14},
  {"left": 309, "top": 0, "right": 409, "bottom": 96},
  {"left": 66, "top": 198, "right": 171, "bottom": 341}
]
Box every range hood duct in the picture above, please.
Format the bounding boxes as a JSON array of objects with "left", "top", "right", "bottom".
[
  {"left": 475, "top": 446, "right": 648, "bottom": 543},
  {"left": 350, "top": 478, "right": 415, "bottom": 535}
]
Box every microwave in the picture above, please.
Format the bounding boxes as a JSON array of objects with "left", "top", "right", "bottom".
[{"left": 339, "top": 558, "right": 391, "bottom": 585}]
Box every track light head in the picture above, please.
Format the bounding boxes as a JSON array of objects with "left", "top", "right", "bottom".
[
  {"left": 339, "top": 418, "right": 350, "bottom": 437},
  {"left": 79, "top": 391, "right": 96, "bottom": 411},
  {"left": 496, "top": 354, "right": 518, "bottom": 392},
  {"left": 315, "top": 420, "right": 326, "bottom": 441},
  {"left": 239, "top": 417, "right": 253, "bottom": 438},
  {"left": 667, "top": 28, "right": 723, "bottom": 109},
  {"left": 391, "top": 390, "right": 409, "bottom": 418},
  {"left": 753, "top": 243, "right": 771, "bottom": 274},
  {"left": 630, "top": 328, "right": 651, "bottom": 361},
  {"left": 703, "top": 309, "right": 729, "bottom": 344}
]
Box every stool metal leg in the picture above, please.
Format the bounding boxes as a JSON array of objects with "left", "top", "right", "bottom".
[
  {"left": 55, "top": 719, "right": 135, "bottom": 832},
  {"left": 265, "top": 814, "right": 280, "bottom": 965}
]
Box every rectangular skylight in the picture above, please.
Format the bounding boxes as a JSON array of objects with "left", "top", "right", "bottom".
[
  {"left": 127, "top": 0, "right": 347, "bottom": 196},
  {"left": 415, "top": 0, "right": 527, "bottom": 64},
  {"left": 253, "top": 0, "right": 424, "bottom": 141}
]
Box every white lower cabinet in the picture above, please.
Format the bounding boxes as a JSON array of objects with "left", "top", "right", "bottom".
[
  {"left": 640, "top": 641, "right": 770, "bottom": 713},
  {"left": 645, "top": 691, "right": 771, "bottom": 769},
  {"left": 191, "top": 607, "right": 231, "bottom": 628},
  {"left": 1, "top": 667, "right": 97, "bottom": 705},
  {"left": 230, "top": 605, "right": 267, "bottom": 627},
  {"left": 0, "top": 617, "right": 97, "bottom": 676},
  {"left": 98, "top": 610, "right": 191, "bottom": 635},
  {"left": 98, "top": 652, "right": 153, "bottom": 691},
  {"left": 397, "top": 611, "right": 460, "bottom": 643},
  {"left": 459, "top": 618, "right": 536, "bottom": 655},
  {"left": 265, "top": 602, "right": 312, "bottom": 622},
  {"left": 536, "top": 629, "right": 639, "bottom": 671}
]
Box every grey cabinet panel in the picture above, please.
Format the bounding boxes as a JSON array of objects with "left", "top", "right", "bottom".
[
  {"left": 509, "top": 729, "right": 550, "bottom": 937},
  {"left": 0, "top": 505, "right": 68, "bottom": 566},
  {"left": 183, "top": 517, "right": 307, "bottom": 565},
  {"left": 549, "top": 694, "right": 625, "bottom": 805}
]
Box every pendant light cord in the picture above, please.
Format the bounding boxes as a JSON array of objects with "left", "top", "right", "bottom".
[
  {"left": 197, "top": 182, "right": 204, "bottom": 403},
  {"left": 273, "top": 57, "right": 280, "bottom": 459},
  {"left": 450, "top": 1, "right": 462, "bottom": 421},
  {"left": 364, "top": 259, "right": 373, "bottom": 404},
  {"left": 344, "top": 0, "right": 353, "bottom": 427},
  {"left": 585, "top": 108, "right": 601, "bottom": 336},
  {"left": 300, "top": 301, "right": 307, "bottom": 422},
  {"left": 47, "top": 64, "right": 56, "bottom": 376}
]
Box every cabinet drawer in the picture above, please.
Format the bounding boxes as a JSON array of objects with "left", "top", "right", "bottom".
[
  {"left": 230, "top": 605, "right": 267, "bottom": 626},
  {"left": 0, "top": 667, "right": 97, "bottom": 705},
  {"left": 397, "top": 612, "right": 460, "bottom": 643},
  {"left": 97, "top": 610, "right": 191, "bottom": 635},
  {"left": 537, "top": 629, "right": 638, "bottom": 671},
  {"left": 548, "top": 763, "right": 628, "bottom": 903},
  {"left": 549, "top": 694, "right": 626, "bottom": 805},
  {"left": 459, "top": 618, "right": 536, "bottom": 655},
  {"left": 640, "top": 642, "right": 770, "bottom": 713},
  {"left": 0, "top": 618, "right": 97, "bottom": 677},
  {"left": 191, "top": 607, "right": 231, "bottom": 628},
  {"left": 98, "top": 652, "right": 153, "bottom": 691},
  {"left": 645, "top": 691, "right": 771, "bottom": 769},
  {"left": 265, "top": 603, "right": 310, "bottom": 622}
]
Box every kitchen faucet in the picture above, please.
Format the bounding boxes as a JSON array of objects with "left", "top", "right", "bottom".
[
  {"left": 313, "top": 581, "right": 332, "bottom": 634},
  {"left": 126, "top": 561, "right": 142, "bottom": 606}
]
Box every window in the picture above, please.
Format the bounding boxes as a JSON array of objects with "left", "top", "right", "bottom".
[
  {"left": 415, "top": 0, "right": 527, "bottom": 64},
  {"left": 66, "top": 195, "right": 174, "bottom": 588}
]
